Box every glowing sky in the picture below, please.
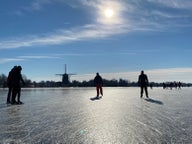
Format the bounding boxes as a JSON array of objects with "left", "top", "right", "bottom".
[{"left": 0, "top": 0, "right": 192, "bottom": 82}]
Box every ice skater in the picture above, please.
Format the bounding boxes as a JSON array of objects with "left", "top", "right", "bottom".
[
  {"left": 138, "top": 70, "right": 149, "bottom": 98},
  {"left": 6, "top": 66, "right": 17, "bottom": 104},
  {"left": 11, "top": 66, "right": 25, "bottom": 104},
  {"left": 94, "top": 72, "right": 103, "bottom": 98}
]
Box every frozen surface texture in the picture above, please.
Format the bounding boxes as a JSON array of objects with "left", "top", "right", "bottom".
[{"left": 0, "top": 87, "right": 192, "bottom": 144}]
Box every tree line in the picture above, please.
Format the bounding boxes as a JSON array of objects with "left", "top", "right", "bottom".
[{"left": 0, "top": 74, "right": 191, "bottom": 88}]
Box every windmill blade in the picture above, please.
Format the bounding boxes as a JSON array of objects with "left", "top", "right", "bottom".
[
  {"left": 55, "top": 74, "right": 64, "bottom": 76},
  {"left": 68, "top": 73, "right": 76, "bottom": 76}
]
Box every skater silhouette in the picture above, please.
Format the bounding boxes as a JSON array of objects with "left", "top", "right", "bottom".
[
  {"left": 6, "top": 66, "right": 17, "bottom": 104},
  {"left": 94, "top": 72, "right": 103, "bottom": 98},
  {"left": 11, "top": 66, "right": 25, "bottom": 104},
  {"left": 138, "top": 70, "right": 149, "bottom": 98}
]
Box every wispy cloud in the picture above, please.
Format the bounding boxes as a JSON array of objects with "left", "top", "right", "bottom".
[
  {"left": 17, "top": 0, "right": 82, "bottom": 14},
  {"left": 148, "top": 0, "right": 192, "bottom": 9},
  {"left": 0, "top": 54, "right": 61, "bottom": 64},
  {"left": 0, "top": 52, "right": 109, "bottom": 64},
  {"left": 0, "top": 58, "right": 24, "bottom": 64},
  {"left": 22, "top": 0, "right": 52, "bottom": 12},
  {"left": 0, "top": 24, "right": 128, "bottom": 49},
  {"left": 18, "top": 55, "right": 61, "bottom": 59}
]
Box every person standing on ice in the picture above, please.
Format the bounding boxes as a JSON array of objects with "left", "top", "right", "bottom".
[
  {"left": 6, "top": 66, "right": 17, "bottom": 104},
  {"left": 94, "top": 72, "right": 103, "bottom": 98},
  {"left": 138, "top": 70, "right": 149, "bottom": 98},
  {"left": 11, "top": 66, "right": 25, "bottom": 104}
]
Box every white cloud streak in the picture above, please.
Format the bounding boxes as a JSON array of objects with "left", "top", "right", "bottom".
[
  {"left": 0, "top": 58, "right": 24, "bottom": 64},
  {"left": 0, "top": 51, "right": 111, "bottom": 64},
  {"left": 18, "top": 55, "right": 60, "bottom": 59},
  {"left": 148, "top": 0, "right": 192, "bottom": 9},
  {"left": 0, "top": 54, "right": 62, "bottom": 64},
  {"left": 0, "top": 24, "right": 128, "bottom": 49}
]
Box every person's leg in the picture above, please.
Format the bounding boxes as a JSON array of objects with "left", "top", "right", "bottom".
[
  {"left": 18, "top": 87, "right": 23, "bottom": 104},
  {"left": 140, "top": 86, "right": 144, "bottom": 98},
  {"left": 145, "top": 86, "right": 148, "bottom": 98},
  {"left": 96, "top": 85, "right": 99, "bottom": 96},
  {"left": 11, "top": 88, "right": 17, "bottom": 104},
  {"left": 100, "top": 86, "right": 103, "bottom": 96},
  {"left": 7, "top": 87, "right": 12, "bottom": 103},
  {"left": 17, "top": 88, "right": 21, "bottom": 103},
  {"left": 98, "top": 84, "right": 103, "bottom": 96}
]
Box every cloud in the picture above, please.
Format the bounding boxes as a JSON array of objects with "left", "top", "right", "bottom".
[
  {"left": 146, "top": 68, "right": 192, "bottom": 82},
  {"left": 70, "top": 68, "right": 192, "bottom": 83},
  {"left": 0, "top": 52, "right": 107, "bottom": 64},
  {"left": 0, "top": 24, "right": 128, "bottom": 49},
  {"left": 148, "top": 0, "right": 192, "bottom": 9},
  {"left": 0, "top": 54, "right": 62, "bottom": 64},
  {"left": 19, "top": 0, "right": 84, "bottom": 13},
  {"left": 22, "top": 0, "right": 52, "bottom": 12},
  {"left": 0, "top": 58, "right": 24, "bottom": 64},
  {"left": 18, "top": 55, "right": 61, "bottom": 59}
]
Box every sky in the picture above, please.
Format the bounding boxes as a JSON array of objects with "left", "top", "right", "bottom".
[{"left": 0, "top": 0, "right": 192, "bottom": 83}]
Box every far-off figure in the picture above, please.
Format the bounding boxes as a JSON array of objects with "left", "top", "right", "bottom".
[{"left": 138, "top": 70, "right": 149, "bottom": 98}]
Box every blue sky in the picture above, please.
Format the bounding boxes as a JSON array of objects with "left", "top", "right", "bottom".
[{"left": 0, "top": 0, "right": 192, "bottom": 83}]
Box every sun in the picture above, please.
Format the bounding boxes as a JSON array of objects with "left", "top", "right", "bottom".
[
  {"left": 97, "top": 1, "right": 124, "bottom": 25},
  {"left": 104, "top": 8, "right": 114, "bottom": 18}
]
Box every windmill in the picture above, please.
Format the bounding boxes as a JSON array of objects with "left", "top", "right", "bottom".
[{"left": 55, "top": 64, "right": 76, "bottom": 86}]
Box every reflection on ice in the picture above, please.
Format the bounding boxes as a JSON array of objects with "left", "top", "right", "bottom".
[{"left": 0, "top": 87, "right": 192, "bottom": 143}]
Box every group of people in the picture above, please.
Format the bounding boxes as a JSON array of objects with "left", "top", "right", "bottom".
[
  {"left": 5, "top": 68, "right": 148, "bottom": 104},
  {"left": 94, "top": 70, "right": 149, "bottom": 98},
  {"left": 163, "top": 81, "right": 182, "bottom": 90},
  {"left": 7, "top": 66, "right": 25, "bottom": 105}
]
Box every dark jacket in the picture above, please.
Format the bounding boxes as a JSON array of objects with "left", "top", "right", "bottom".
[
  {"left": 12, "top": 68, "right": 24, "bottom": 87},
  {"left": 94, "top": 75, "right": 103, "bottom": 86},
  {"left": 138, "top": 74, "right": 148, "bottom": 86}
]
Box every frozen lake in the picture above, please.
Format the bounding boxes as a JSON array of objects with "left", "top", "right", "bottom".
[{"left": 0, "top": 87, "right": 192, "bottom": 144}]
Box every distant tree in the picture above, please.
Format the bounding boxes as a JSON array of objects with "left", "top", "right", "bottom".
[
  {"left": 119, "top": 78, "right": 128, "bottom": 87},
  {"left": 71, "top": 80, "right": 80, "bottom": 87},
  {"left": 109, "top": 79, "right": 118, "bottom": 87},
  {"left": 0, "top": 74, "right": 7, "bottom": 87},
  {"left": 32, "top": 81, "right": 37, "bottom": 87},
  {"left": 88, "top": 80, "right": 94, "bottom": 86},
  {"left": 22, "top": 74, "right": 32, "bottom": 87}
]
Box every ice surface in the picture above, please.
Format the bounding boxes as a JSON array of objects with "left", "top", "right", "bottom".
[{"left": 0, "top": 87, "right": 192, "bottom": 144}]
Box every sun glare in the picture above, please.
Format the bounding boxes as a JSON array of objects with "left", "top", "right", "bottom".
[
  {"left": 104, "top": 8, "right": 114, "bottom": 18},
  {"left": 97, "top": 1, "right": 124, "bottom": 25}
]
